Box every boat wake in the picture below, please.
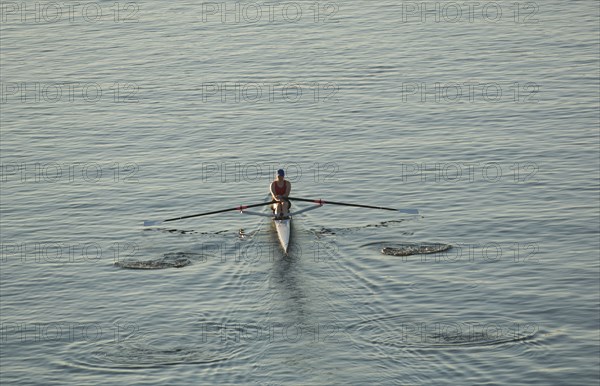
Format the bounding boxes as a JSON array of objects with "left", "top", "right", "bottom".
[
  {"left": 313, "top": 219, "right": 413, "bottom": 237},
  {"left": 347, "top": 314, "right": 540, "bottom": 350},
  {"left": 63, "top": 328, "right": 248, "bottom": 371}
]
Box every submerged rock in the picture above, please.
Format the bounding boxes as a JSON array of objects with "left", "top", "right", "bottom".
[{"left": 381, "top": 243, "right": 452, "bottom": 256}]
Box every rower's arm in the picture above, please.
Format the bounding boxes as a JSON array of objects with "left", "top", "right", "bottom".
[
  {"left": 284, "top": 181, "right": 291, "bottom": 197},
  {"left": 270, "top": 182, "right": 278, "bottom": 200}
]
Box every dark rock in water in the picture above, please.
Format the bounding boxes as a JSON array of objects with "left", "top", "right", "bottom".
[
  {"left": 381, "top": 243, "right": 452, "bottom": 256},
  {"left": 170, "top": 258, "right": 191, "bottom": 268},
  {"left": 381, "top": 247, "right": 412, "bottom": 256},
  {"left": 318, "top": 227, "right": 336, "bottom": 235},
  {"left": 114, "top": 258, "right": 191, "bottom": 269}
]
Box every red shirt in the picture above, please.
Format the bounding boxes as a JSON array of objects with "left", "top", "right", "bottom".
[{"left": 273, "top": 180, "right": 287, "bottom": 196}]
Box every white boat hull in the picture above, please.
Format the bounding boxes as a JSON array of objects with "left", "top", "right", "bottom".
[{"left": 273, "top": 218, "right": 291, "bottom": 253}]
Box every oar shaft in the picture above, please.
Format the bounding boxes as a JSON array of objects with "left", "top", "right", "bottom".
[
  {"left": 288, "top": 197, "right": 398, "bottom": 211},
  {"left": 163, "top": 201, "right": 274, "bottom": 223}
]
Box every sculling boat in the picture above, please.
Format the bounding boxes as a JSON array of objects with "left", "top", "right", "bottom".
[
  {"left": 143, "top": 197, "right": 419, "bottom": 254},
  {"left": 240, "top": 204, "right": 307, "bottom": 255},
  {"left": 270, "top": 201, "right": 293, "bottom": 254},
  {"left": 273, "top": 218, "right": 291, "bottom": 253}
]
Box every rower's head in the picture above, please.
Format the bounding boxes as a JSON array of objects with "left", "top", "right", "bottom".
[{"left": 277, "top": 169, "right": 285, "bottom": 180}]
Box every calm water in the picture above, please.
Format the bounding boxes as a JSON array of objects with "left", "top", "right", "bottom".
[{"left": 1, "top": 1, "right": 599, "bottom": 384}]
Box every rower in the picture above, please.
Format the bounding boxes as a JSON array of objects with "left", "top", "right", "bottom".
[{"left": 270, "top": 169, "right": 291, "bottom": 218}]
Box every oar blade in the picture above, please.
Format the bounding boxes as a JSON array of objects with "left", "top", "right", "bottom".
[{"left": 143, "top": 220, "right": 163, "bottom": 227}]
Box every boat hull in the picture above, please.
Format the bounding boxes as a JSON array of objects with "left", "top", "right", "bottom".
[{"left": 273, "top": 218, "right": 291, "bottom": 253}]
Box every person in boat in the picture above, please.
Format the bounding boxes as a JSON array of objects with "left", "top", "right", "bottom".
[{"left": 270, "top": 168, "right": 291, "bottom": 218}]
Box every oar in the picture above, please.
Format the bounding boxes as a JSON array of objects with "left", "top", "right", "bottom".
[
  {"left": 287, "top": 197, "right": 419, "bottom": 214},
  {"left": 143, "top": 201, "right": 275, "bottom": 226}
]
